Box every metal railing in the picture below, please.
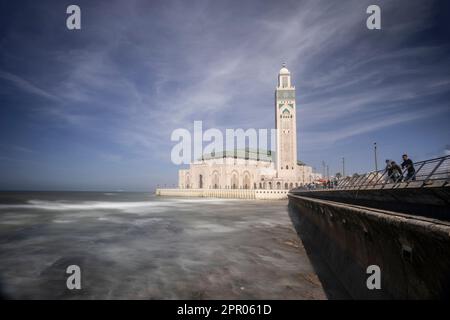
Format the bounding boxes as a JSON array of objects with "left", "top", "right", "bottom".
[{"left": 333, "top": 155, "right": 450, "bottom": 190}]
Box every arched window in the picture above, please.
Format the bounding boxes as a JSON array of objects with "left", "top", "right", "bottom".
[
  {"left": 243, "top": 172, "right": 251, "bottom": 189},
  {"left": 212, "top": 171, "right": 220, "bottom": 189},
  {"left": 231, "top": 172, "right": 239, "bottom": 189},
  {"left": 185, "top": 174, "right": 190, "bottom": 189}
]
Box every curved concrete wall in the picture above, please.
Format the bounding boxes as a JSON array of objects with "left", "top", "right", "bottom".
[
  {"left": 291, "top": 186, "right": 450, "bottom": 221},
  {"left": 288, "top": 195, "right": 450, "bottom": 299}
]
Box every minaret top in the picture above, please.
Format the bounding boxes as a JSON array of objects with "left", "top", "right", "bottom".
[
  {"left": 277, "top": 63, "right": 293, "bottom": 89},
  {"left": 279, "top": 63, "right": 290, "bottom": 75}
]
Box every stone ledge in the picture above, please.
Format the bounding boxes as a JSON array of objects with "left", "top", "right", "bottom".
[{"left": 156, "top": 188, "right": 289, "bottom": 200}]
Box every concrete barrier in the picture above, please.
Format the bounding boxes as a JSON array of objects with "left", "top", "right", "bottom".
[
  {"left": 288, "top": 194, "right": 450, "bottom": 299},
  {"left": 291, "top": 186, "right": 450, "bottom": 221},
  {"left": 156, "top": 188, "right": 289, "bottom": 200}
]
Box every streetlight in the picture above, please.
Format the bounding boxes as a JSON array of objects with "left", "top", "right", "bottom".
[
  {"left": 342, "top": 157, "right": 345, "bottom": 177},
  {"left": 322, "top": 161, "right": 326, "bottom": 178},
  {"left": 374, "top": 142, "right": 378, "bottom": 172}
]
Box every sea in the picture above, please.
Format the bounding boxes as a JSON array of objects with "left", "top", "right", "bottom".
[{"left": 0, "top": 191, "right": 327, "bottom": 299}]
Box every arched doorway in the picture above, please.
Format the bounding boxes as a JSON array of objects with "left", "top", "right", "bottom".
[
  {"left": 243, "top": 171, "right": 251, "bottom": 189},
  {"left": 199, "top": 174, "right": 203, "bottom": 189},
  {"left": 212, "top": 171, "right": 219, "bottom": 189},
  {"left": 277, "top": 182, "right": 281, "bottom": 189},
  {"left": 231, "top": 171, "right": 239, "bottom": 189},
  {"left": 185, "top": 174, "right": 190, "bottom": 189}
]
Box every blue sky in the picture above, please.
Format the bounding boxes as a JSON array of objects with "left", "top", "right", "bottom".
[{"left": 0, "top": 0, "right": 449, "bottom": 191}]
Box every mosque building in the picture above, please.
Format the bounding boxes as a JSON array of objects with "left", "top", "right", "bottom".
[{"left": 178, "top": 64, "right": 321, "bottom": 190}]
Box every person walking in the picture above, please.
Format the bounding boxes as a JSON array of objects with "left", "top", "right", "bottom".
[
  {"left": 391, "top": 161, "right": 403, "bottom": 182},
  {"left": 401, "top": 154, "right": 416, "bottom": 181},
  {"left": 384, "top": 159, "right": 393, "bottom": 182}
]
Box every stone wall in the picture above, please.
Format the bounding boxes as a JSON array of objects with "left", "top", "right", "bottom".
[
  {"left": 155, "top": 188, "right": 289, "bottom": 200},
  {"left": 288, "top": 194, "right": 450, "bottom": 299}
]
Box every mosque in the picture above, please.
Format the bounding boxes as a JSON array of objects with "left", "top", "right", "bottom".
[{"left": 178, "top": 64, "right": 321, "bottom": 191}]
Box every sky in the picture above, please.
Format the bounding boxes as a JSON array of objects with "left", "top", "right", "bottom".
[{"left": 0, "top": 0, "right": 449, "bottom": 191}]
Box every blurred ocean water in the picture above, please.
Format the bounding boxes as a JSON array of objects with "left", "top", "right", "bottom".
[{"left": 0, "top": 192, "right": 325, "bottom": 299}]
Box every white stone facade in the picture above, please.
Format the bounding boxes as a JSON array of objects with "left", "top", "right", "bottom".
[{"left": 178, "top": 65, "right": 320, "bottom": 191}]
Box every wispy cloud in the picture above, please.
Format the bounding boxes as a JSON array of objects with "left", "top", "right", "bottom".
[
  {"left": 13, "top": 146, "right": 33, "bottom": 153},
  {"left": 0, "top": 0, "right": 448, "bottom": 189},
  {"left": 303, "top": 105, "right": 448, "bottom": 146},
  {"left": 6, "top": 0, "right": 444, "bottom": 144},
  {"left": 0, "top": 70, "right": 61, "bottom": 102}
]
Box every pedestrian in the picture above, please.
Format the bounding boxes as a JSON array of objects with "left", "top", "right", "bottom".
[
  {"left": 401, "top": 154, "right": 416, "bottom": 181},
  {"left": 391, "top": 161, "right": 403, "bottom": 182},
  {"left": 384, "top": 159, "right": 393, "bottom": 182}
]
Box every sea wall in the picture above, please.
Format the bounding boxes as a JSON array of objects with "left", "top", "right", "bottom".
[
  {"left": 290, "top": 186, "right": 450, "bottom": 221},
  {"left": 155, "top": 188, "right": 288, "bottom": 200},
  {"left": 288, "top": 194, "right": 450, "bottom": 299}
]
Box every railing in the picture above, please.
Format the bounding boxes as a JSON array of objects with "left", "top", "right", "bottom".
[{"left": 333, "top": 155, "right": 450, "bottom": 190}]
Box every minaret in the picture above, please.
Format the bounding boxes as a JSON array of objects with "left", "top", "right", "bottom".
[{"left": 275, "top": 63, "right": 297, "bottom": 179}]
